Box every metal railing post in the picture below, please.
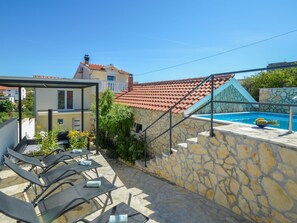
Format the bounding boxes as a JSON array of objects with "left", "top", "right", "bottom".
[
  {"left": 144, "top": 130, "right": 147, "bottom": 167},
  {"left": 210, "top": 75, "right": 215, "bottom": 137},
  {"left": 169, "top": 109, "right": 172, "bottom": 154}
]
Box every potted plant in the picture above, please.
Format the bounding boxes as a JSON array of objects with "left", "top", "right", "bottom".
[{"left": 255, "top": 118, "right": 278, "bottom": 128}]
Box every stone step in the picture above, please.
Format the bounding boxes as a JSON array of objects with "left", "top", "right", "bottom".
[
  {"left": 162, "top": 151, "right": 170, "bottom": 158},
  {"left": 155, "top": 156, "right": 162, "bottom": 165},
  {"left": 135, "top": 160, "right": 147, "bottom": 170},
  {"left": 171, "top": 148, "right": 178, "bottom": 153},
  {"left": 186, "top": 137, "right": 198, "bottom": 146},
  {"left": 177, "top": 142, "right": 188, "bottom": 150}
]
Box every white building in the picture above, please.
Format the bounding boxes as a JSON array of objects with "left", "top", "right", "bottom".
[{"left": 0, "top": 86, "right": 26, "bottom": 101}]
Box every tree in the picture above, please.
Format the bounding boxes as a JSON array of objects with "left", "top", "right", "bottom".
[
  {"left": 91, "top": 89, "right": 144, "bottom": 163},
  {"left": 242, "top": 67, "right": 297, "bottom": 101},
  {"left": 22, "top": 90, "right": 34, "bottom": 118}
]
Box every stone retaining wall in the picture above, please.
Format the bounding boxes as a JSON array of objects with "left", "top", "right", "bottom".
[
  {"left": 133, "top": 108, "right": 224, "bottom": 156},
  {"left": 147, "top": 124, "right": 297, "bottom": 223},
  {"left": 259, "top": 87, "right": 297, "bottom": 113}
]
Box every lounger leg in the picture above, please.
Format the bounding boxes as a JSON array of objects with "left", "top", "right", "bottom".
[{"left": 108, "top": 191, "right": 113, "bottom": 204}]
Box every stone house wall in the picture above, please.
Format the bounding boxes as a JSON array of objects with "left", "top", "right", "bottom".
[
  {"left": 259, "top": 87, "right": 297, "bottom": 113},
  {"left": 147, "top": 124, "right": 297, "bottom": 223}
]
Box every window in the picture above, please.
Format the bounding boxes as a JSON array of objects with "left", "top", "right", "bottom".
[
  {"left": 135, "top": 123, "right": 142, "bottom": 133},
  {"left": 58, "top": 90, "right": 73, "bottom": 110},
  {"left": 107, "top": 75, "right": 115, "bottom": 81}
]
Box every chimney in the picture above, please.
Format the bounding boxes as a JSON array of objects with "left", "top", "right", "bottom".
[
  {"left": 128, "top": 74, "right": 133, "bottom": 92},
  {"left": 84, "top": 54, "right": 90, "bottom": 65}
]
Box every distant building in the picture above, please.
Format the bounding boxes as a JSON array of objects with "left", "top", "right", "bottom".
[
  {"left": 73, "top": 55, "right": 132, "bottom": 93},
  {"left": 267, "top": 61, "right": 297, "bottom": 69},
  {"left": 0, "top": 86, "right": 26, "bottom": 101}
]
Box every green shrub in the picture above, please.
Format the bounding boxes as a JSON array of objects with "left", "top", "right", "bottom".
[
  {"left": 0, "top": 100, "right": 15, "bottom": 112},
  {"left": 35, "top": 129, "right": 59, "bottom": 155},
  {"left": 0, "top": 112, "right": 10, "bottom": 124},
  {"left": 92, "top": 89, "right": 144, "bottom": 163}
]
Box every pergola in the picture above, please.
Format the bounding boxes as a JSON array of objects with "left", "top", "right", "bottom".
[{"left": 0, "top": 76, "right": 100, "bottom": 154}]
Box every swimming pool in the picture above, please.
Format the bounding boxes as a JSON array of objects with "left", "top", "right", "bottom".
[{"left": 195, "top": 112, "right": 297, "bottom": 131}]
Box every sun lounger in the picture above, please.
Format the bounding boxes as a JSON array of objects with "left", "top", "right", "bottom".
[
  {"left": 0, "top": 176, "right": 117, "bottom": 223},
  {"left": 7, "top": 147, "right": 91, "bottom": 172},
  {"left": 74, "top": 202, "right": 149, "bottom": 223},
  {"left": 37, "top": 176, "right": 117, "bottom": 223},
  {"left": 3, "top": 156, "right": 101, "bottom": 202},
  {"left": 0, "top": 191, "right": 40, "bottom": 223}
]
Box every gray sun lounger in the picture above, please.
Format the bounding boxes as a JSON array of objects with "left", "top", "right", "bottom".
[
  {"left": 37, "top": 176, "right": 117, "bottom": 223},
  {"left": 3, "top": 156, "right": 101, "bottom": 202},
  {"left": 74, "top": 202, "right": 149, "bottom": 223},
  {"left": 0, "top": 177, "right": 117, "bottom": 223},
  {"left": 0, "top": 191, "right": 40, "bottom": 223},
  {"left": 7, "top": 147, "right": 91, "bottom": 172}
]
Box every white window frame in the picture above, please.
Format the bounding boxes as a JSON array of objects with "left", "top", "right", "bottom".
[{"left": 57, "top": 89, "right": 74, "bottom": 111}]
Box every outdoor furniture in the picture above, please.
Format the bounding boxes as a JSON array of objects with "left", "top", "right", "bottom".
[
  {"left": 37, "top": 176, "right": 117, "bottom": 223},
  {"left": 3, "top": 156, "right": 101, "bottom": 202},
  {"left": 74, "top": 202, "right": 149, "bottom": 223},
  {"left": 7, "top": 147, "right": 91, "bottom": 172},
  {"left": 0, "top": 191, "right": 40, "bottom": 223},
  {"left": 0, "top": 176, "right": 117, "bottom": 223},
  {"left": 14, "top": 136, "right": 39, "bottom": 153}
]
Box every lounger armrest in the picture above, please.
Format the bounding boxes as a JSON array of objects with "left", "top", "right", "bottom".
[
  {"left": 56, "top": 197, "right": 90, "bottom": 220},
  {"left": 55, "top": 154, "right": 74, "bottom": 162},
  {"left": 73, "top": 218, "right": 91, "bottom": 223},
  {"left": 43, "top": 148, "right": 65, "bottom": 158},
  {"left": 34, "top": 181, "right": 74, "bottom": 206},
  {"left": 54, "top": 168, "right": 87, "bottom": 182}
]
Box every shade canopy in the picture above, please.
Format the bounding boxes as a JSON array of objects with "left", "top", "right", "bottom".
[
  {"left": 0, "top": 76, "right": 98, "bottom": 89},
  {"left": 0, "top": 75, "right": 100, "bottom": 154}
]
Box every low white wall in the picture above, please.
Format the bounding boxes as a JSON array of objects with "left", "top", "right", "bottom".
[{"left": 0, "top": 118, "right": 18, "bottom": 164}]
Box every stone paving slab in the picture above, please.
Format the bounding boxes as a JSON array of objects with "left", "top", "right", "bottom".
[{"left": 0, "top": 152, "right": 251, "bottom": 223}]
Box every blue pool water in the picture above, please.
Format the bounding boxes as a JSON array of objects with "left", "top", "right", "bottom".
[{"left": 196, "top": 112, "right": 297, "bottom": 131}]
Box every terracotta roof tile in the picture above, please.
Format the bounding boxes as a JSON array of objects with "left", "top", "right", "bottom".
[
  {"left": 81, "top": 62, "right": 130, "bottom": 74},
  {"left": 115, "top": 74, "right": 233, "bottom": 113},
  {"left": 33, "top": 75, "right": 65, "bottom": 79}
]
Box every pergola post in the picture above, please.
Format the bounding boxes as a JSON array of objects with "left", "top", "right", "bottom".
[
  {"left": 81, "top": 88, "right": 84, "bottom": 132},
  {"left": 95, "top": 83, "right": 99, "bottom": 154},
  {"left": 18, "top": 87, "right": 22, "bottom": 141}
]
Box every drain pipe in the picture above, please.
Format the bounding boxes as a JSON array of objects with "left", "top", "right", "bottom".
[{"left": 288, "top": 96, "right": 297, "bottom": 133}]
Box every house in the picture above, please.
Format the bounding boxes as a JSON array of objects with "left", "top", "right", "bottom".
[
  {"left": 0, "top": 86, "right": 26, "bottom": 101},
  {"left": 34, "top": 55, "right": 132, "bottom": 132},
  {"left": 73, "top": 55, "right": 132, "bottom": 93},
  {"left": 115, "top": 74, "right": 257, "bottom": 155},
  {"left": 34, "top": 75, "right": 96, "bottom": 132}
]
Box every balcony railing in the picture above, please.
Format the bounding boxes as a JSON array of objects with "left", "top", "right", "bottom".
[{"left": 99, "top": 81, "right": 128, "bottom": 93}]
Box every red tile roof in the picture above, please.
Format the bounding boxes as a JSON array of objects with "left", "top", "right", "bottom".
[
  {"left": 33, "top": 75, "right": 65, "bottom": 79},
  {"left": 85, "top": 63, "right": 105, "bottom": 71},
  {"left": 115, "top": 74, "right": 233, "bottom": 113},
  {"left": 81, "top": 63, "right": 130, "bottom": 74},
  {"left": 0, "top": 86, "right": 17, "bottom": 90}
]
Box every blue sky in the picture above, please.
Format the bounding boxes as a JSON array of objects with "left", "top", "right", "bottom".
[{"left": 0, "top": 0, "right": 296, "bottom": 83}]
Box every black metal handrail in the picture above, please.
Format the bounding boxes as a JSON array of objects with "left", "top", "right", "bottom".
[{"left": 143, "top": 63, "right": 297, "bottom": 167}]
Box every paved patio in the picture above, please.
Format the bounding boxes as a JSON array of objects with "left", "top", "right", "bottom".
[{"left": 0, "top": 151, "right": 251, "bottom": 223}]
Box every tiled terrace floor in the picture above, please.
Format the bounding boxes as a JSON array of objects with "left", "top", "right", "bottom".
[{"left": 0, "top": 151, "right": 251, "bottom": 223}]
